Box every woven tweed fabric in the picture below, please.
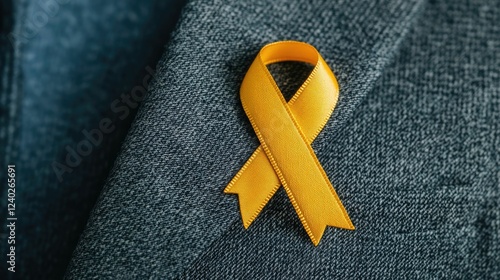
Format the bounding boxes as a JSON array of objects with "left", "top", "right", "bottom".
[
  {"left": 66, "top": 0, "right": 500, "bottom": 278},
  {"left": 0, "top": 0, "right": 184, "bottom": 279}
]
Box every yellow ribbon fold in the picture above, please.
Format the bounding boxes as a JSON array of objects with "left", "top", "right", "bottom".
[{"left": 225, "top": 41, "right": 354, "bottom": 246}]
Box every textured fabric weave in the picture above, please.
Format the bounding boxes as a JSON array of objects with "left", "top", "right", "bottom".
[{"left": 67, "top": 0, "right": 499, "bottom": 279}]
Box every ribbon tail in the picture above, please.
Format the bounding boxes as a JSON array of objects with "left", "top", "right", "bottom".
[
  {"left": 224, "top": 147, "right": 280, "bottom": 228},
  {"left": 284, "top": 181, "right": 355, "bottom": 246}
]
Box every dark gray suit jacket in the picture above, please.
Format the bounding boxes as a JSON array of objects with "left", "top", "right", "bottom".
[
  {"left": 2, "top": 0, "right": 500, "bottom": 279},
  {"left": 67, "top": 0, "right": 500, "bottom": 278}
]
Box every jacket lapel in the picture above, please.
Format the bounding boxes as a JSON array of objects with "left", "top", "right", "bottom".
[{"left": 69, "top": 0, "right": 426, "bottom": 278}]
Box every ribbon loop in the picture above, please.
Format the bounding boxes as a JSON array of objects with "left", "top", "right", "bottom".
[{"left": 225, "top": 41, "right": 354, "bottom": 245}]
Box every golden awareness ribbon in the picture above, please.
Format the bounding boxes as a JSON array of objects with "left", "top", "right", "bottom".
[{"left": 224, "top": 41, "right": 354, "bottom": 246}]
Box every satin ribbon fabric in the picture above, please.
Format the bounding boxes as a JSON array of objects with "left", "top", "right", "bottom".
[{"left": 225, "top": 41, "right": 354, "bottom": 245}]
